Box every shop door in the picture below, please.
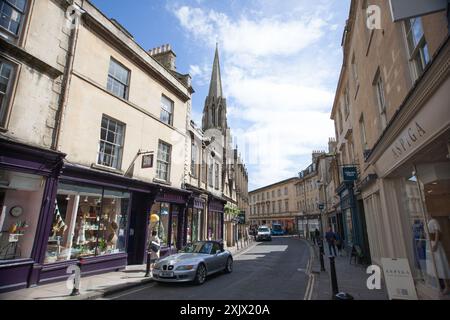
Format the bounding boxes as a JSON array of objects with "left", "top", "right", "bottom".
[{"left": 127, "top": 193, "right": 152, "bottom": 265}]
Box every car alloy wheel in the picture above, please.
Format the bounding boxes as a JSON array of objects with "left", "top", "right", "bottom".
[
  {"left": 195, "top": 264, "right": 206, "bottom": 285},
  {"left": 225, "top": 257, "right": 233, "bottom": 273}
]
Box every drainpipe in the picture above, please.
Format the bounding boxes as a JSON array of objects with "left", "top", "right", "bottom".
[{"left": 51, "top": 0, "right": 84, "bottom": 150}]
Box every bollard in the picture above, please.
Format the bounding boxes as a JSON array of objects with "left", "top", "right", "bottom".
[
  {"left": 329, "top": 256, "right": 339, "bottom": 298},
  {"left": 144, "top": 250, "right": 151, "bottom": 278},
  {"left": 319, "top": 242, "right": 326, "bottom": 272},
  {"left": 70, "top": 260, "right": 81, "bottom": 296}
]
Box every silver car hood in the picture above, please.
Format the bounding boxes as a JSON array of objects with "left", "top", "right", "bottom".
[{"left": 158, "top": 253, "right": 206, "bottom": 265}]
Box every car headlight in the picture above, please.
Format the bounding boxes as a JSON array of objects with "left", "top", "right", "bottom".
[
  {"left": 176, "top": 265, "right": 195, "bottom": 271},
  {"left": 153, "top": 264, "right": 161, "bottom": 270}
]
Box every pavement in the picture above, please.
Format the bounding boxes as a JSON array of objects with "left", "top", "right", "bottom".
[
  {"left": 106, "top": 236, "right": 311, "bottom": 300},
  {"left": 0, "top": 239, "right": 256, "bottom": 301},
  {"left": 308, "top": 241, "right": 388, "bottom": 300}
]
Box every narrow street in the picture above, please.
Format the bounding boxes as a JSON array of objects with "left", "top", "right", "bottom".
[{"left": 105, "top": 237, "right": 310, "bottom": 300}]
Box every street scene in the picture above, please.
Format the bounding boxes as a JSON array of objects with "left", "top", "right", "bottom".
[
  {"left": 105, "top": 237, "right": 311, "bottom": 301},
  {"left": 0, "top": 0, "right": 449, "bottom": 306}
]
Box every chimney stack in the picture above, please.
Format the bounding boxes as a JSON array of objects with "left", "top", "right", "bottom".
[{"left": 149, "top": 44, "right": 176, "bottom": 71}]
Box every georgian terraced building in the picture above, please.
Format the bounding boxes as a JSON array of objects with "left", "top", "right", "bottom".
[
  {"left": 249, "top": 178, "right": 299, "bottom": 233},
  {"left": 0, "top": 0, "right": 249, "bottom": 293},
  {"left": 330, "top": 0, "right": 450, "bottom": 299}
]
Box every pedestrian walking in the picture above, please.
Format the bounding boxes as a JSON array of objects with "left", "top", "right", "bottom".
[{"left": 325, "top": 227, "right": 337, "bottom": 256}]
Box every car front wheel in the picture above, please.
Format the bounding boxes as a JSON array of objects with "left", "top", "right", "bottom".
[
  {"left": 194, "top": 264, "right": 207, "bottom": 285},
  {"left": 224, "top": 257, "right": 233, "bottom": 274}
]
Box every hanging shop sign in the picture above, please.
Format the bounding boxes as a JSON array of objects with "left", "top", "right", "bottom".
[
  {"left": 141, "top": 154, "right": 154, "bottom": 169},
  {"left": 342, "top": 166, "right": 358, "bottom": 182},
  {"left": 381, "top": 258, "right": 418, "bottom": 300}
]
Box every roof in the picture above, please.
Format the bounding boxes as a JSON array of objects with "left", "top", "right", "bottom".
[{"left": 208, "top": 44, "right": 223, "bottom": 98}]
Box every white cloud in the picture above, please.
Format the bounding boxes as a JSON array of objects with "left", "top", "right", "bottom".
[{"left": 171, "top": 2, "right": 343, "bottom": 189}]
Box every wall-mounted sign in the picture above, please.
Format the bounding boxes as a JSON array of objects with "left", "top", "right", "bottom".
[
  {"left": 318, "top": 203, "right": 325, "bottom": 211},
  {"left": 381, "top": 258, "right": 418, "bottom": 300},
  {"left": 141, "top": 154, "right": 154, "bottom": 169},
  {"left": 342, "top": 166, "right": 358, "bottom": 182},
  {"left": 389, "top": 0, "right": 447, "bottom": 22}
]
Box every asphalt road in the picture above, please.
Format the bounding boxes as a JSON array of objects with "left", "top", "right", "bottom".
[{"left": 105, "top": 236, "right": 312, "bottom": 300}]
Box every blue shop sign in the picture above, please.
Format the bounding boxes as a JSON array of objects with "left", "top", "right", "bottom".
[{"left": 342, "top": 166, "right": 358, "bottom": 181}]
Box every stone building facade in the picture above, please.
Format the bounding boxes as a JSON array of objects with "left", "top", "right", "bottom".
[
  {"left": 0, "top": 0, "right": 201, "bottom": 292},
  {"left": 249, "top": 177, "right": 299, "bottom": 233},
  {"left": 330, "top": 0, "right": 450, "bottom": 299}
]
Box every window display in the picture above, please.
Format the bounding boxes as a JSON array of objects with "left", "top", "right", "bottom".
[
  {"left": 207, "top": 211, "right": 222, "bottom": 241},
  {"left": 344, "top": 209, "right": 353, "bottom": 245},
  {"left": 0, "top": 170, "right": 43, "bottom": 261},
  {"left": 44, "top": 183, "right": 129, "bottom": 263},
  {"left": 149, "top": 202, "right": 170, "bottom": 247}
]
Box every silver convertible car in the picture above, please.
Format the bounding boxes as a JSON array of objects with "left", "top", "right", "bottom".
[{"left": 152, "top": 241, "right": 233, "bottom": 285}]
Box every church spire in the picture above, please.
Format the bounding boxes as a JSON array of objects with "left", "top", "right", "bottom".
[
  {"left": 208, "top": 43, "right": 223, "bottom": 98},
  {"left": 202, "top": 44, "right": 228, "bottom": 133}
]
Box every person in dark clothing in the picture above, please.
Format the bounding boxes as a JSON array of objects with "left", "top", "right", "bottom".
[
  {"left": 325, "top": 227, "right": 337, "bottom": 256},
  {"left": 314, "top": 228, "right": 321, "bottom": 245}
]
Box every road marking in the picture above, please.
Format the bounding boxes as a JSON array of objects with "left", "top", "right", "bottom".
[
  {"left": 303, "top": 241, "right": 315, "bottom": 300},
  {"left": 106, "top": 282, "right": 157, "bottom": 300}
]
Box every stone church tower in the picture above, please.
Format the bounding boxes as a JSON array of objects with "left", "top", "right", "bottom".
[{"left": 202, "top": 45, "right": 228, "bottom": 133}]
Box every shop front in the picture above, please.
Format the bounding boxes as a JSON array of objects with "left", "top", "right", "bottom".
[
  {"left": 363, "top": 39, "right": 450, "bottom": 299},
  {"left": 37, "top": 164, "right": 151, "bottom": 285},
  {"left": 0, "top": 138, "right": 65, "bottom": 292},
  {"left": 337, "top": 181, "right": 370, "bottom": 261},
  {"left": 207, "top": 196, "right": 225, "bottom": 241},
  {"left": 185, "top": 196, "right": 206, "bottom": 245},
  {"left": 147, "top": 190, "right": 191, "bottom": 259}
]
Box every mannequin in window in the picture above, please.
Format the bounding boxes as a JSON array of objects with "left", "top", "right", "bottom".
[
  {"left": 106, "top": 221, "right": 119, "bottom": 252},
  {"left": 426, "top": 217, "right": 450, "bottom": 295}
]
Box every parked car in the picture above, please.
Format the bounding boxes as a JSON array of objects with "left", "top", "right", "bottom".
[
  {"left": 271, "top": 223, "right": 285, "bottom": 236},
  {"left": 256, "top": 226, "right": 272, "bottom": 241},
  {"left": 152, "top": 241, "right": 233, "bottom": 285}
]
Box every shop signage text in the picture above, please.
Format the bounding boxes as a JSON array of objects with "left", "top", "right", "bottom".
[
  {"left": 342, "top": 166, "right": 358, "bottom": 181},
  {"left": 391, "top": 122, "right": 426, "bottom": 160},
  {"left": 381, "top": 258, "right": 418, "bottom": 300}
]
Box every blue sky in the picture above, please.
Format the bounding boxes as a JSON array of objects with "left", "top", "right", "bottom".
[{"left": 91, "top": 0, "right": 351, "bottom": 190}]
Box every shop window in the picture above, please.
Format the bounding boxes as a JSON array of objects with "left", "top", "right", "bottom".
[
  {"left": 171, "top": 205, "right": 180, "bottom": 247},
  {"left": 186, "top": 208, "right": 201, "bottom": 244},
  {"left": 0, "top": 170, "right": 44, "bottom": 261},
  {"left": 0, "top": 59, "right": 15, "bottom": 128},
  {"left": 399, "top": 171, "right": 450, "bottom": 294},
  {"left": 149, "top": 202, "right": 170, "bottom": 247},
  {"left": 344, "top": 209, "right": 353, "bottom": 245},
  {"left": 44, "top": 183, "right": 129, "bottom": 263}
]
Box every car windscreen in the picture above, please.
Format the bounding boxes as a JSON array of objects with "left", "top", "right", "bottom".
[
  {"left": 258, "top": 228, "right": 270, "bottom": 232},
  {"left": 182, "top": 242, "right": 212, "bottom": 254}
]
